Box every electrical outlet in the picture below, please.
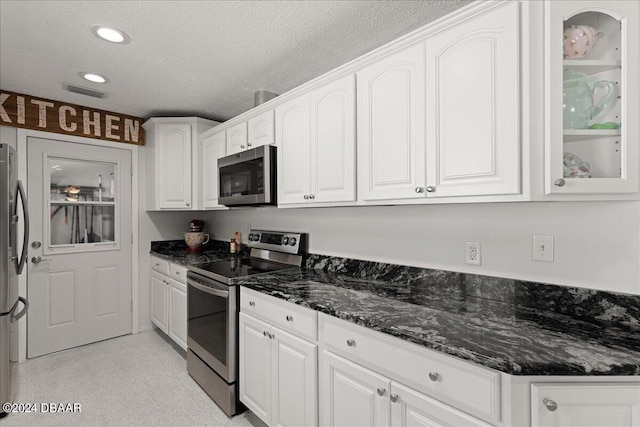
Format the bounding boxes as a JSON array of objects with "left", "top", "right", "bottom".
[
  {"left": 533, "top": 234, "right": 554, "bottom": 262},
  {"left": 465, "top": 242, "right": 482, "bottom": 266}
]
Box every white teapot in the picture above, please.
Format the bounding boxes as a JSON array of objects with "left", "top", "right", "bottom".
[{"left": 563, "top": 25, "right": 603, "bottom": 59}]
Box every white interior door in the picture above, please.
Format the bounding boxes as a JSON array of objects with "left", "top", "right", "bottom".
[{"left": 27, "top": 137, "right": 132, "bottom": 358}]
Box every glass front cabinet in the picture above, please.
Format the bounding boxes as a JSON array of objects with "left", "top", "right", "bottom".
[{"left": 545, "top": 1, "right": 639, "bottom": 195}]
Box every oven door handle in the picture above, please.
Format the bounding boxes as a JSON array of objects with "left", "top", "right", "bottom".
[{"left": 188, "top": 280, "right": 229, "bottom": 299}]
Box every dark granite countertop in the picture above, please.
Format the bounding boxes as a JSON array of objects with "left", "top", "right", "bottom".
[
  {"left": 150, "top": 241, "right": 640, "bottom": 376},
  {"left": 236, "top": 268, "right": 640, "bottom": 377}
]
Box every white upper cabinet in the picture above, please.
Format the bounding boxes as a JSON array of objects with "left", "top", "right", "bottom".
[
  {"left": 358, "top": 1, "right": 520, "bottom": 202},
  {"left": 357, "top": 43, "right": 427, "bottom": 202},
  {"left": 277, "top": 75, "right": 356, "bottom": 206},
  {"left": 425, "top": 1, "right": 520, "bottom": 198},
  {"left": 226, "top": 122, "right": 249, "bottom": 155},
  {"left": 276, "top": 94, "right": 311, "bottom": 205},
  {"left": 545, "top": 1, "right": 639, "bottom": 195},
  {"left": 248, "top": 110, "right": 275, "bottom": 149},
  {"left": 201, "top": 131, "right": 227, "bottom": 209},
  {"left": 157, "top": 124, "right": 192, "bottom": 209},
  {"left": 311, "top": 74, "right": 356, "bottom": 204},
  {"left": 144, "top": 117, "right": 218, "bottom": 210}
]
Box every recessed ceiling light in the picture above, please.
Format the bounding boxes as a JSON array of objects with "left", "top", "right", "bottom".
[
  {"left": 91, "top": 25, "right": 130, "bottom": 44},
  {"left": 80, "top": 72, "right": 108, "bottom": 83}
]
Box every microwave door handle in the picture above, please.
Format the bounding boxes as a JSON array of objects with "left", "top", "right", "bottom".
[
  {"left": 188, "top": 280, "right": 229, "bottom": 299},
  {"left": 14, "top": 180, "right": 29, "bottom": 275}
]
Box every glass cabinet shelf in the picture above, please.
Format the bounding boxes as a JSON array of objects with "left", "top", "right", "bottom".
[
  {"left": 50, "top": 200, "right": 115, "bottom": 206},
  {"left": 563, "top": 59, "right": 621, "bottom": 74},
  {"left": 563, "top": 129, "right": 621, "bottom": 141}
]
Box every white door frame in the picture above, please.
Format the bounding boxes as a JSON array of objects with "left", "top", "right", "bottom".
[{"left": 16, "top": 128, "right": 139, "bottom": 361}]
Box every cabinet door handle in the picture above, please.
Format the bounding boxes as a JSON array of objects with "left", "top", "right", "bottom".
[
  {"left": 186, "top": 203, "right": 190, "bottom": 207},
  {"left": 390, "top": 393, "right": 398, "bottom": 403},
  {"left": 346, "top": 338, "right": 356, "bottom": 347},
  {"left": 428, "top": 371, "right": 439, "bottom": 382},
  {"left": 554, "top": 178, "right": 566, "bottom": 187},
  {"left": 309, "top": 194, "right": 315, "bottom": 200},
  {"left": 249, "top": 301, "right": 255, "bottom": 307},
  {"left": 377, "top": 388, "right": 386, "bottom": 396},
  {"left": 425, "top": 186, "right": 436, "bottom": 193},
  {"left": 247, "top": 143, "right": 252, "bottom": 147},
  {"left": 304, "top": 195, "right": 309, "bottom": 200},
  {"left": 542, "top": 398, "right": 558, "bottom": 412},
  {"left": 286, "top": 315, "right": 293, "bottom": 322},
  {"left": 415, "top": 187, "right": 425, "bottom": 194},
  {"left": 240, "top": 145, "right": 245, "bottom": 149}
]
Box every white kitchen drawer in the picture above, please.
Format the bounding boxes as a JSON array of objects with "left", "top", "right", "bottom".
[
  {"left": 320, "top": 313, "right": 501, "bottom": 423},
  {"left": 151, "top": 256, "right": 170, "bottom": 276},
  {"left": 241, "top": 287, "right": 317, "bottom": 342},
  {"left": 169, "top": 263, "right": 188, "bottom": 284}
]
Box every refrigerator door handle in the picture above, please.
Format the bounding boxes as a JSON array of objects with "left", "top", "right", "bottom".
[
  {"left": 13, "top": 296, "right": 29, "bottom": 321},
  {"left": 14, "top": 180, "right": 29, "bottom": 275}
]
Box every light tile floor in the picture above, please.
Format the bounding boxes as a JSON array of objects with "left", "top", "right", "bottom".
[{"left": 2, "top": 330, "right": 263, "bottom": 427}]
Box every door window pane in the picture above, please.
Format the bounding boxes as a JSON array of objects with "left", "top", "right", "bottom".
[{"left": 49, "top": 157, "right": 116, "bottom": 246}]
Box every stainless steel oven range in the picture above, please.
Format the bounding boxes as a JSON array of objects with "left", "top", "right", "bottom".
[{"left": 186, "top": 229, "right": 306, "bottom": 417}]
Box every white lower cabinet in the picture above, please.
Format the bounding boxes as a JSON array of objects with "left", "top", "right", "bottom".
[
  {"left": 531, "top": 383, "right": 640, "bottom": 427},
  {"left": 150, "top": 270, "right": 168, "bottom": 333},
  {"left": 320, "top": 313, "right": 496, "bottom": 427},
  {"left": 321, "top": 350, "right": 389, "bottom": 427},
  {"left": 321, "top": 351, "right": 492, "bottom": 427},
  {"left": 236, "top": 290, "right": 639, "bottom": 427},
  {"left": 239, "top": 288, "right": 318, "bottom": 427},
  {"left": 168, "top": 278, "right": 187, "bottom": 349},
  {"left": 150, "top": 256, "right": 187, "bottom": 351}
]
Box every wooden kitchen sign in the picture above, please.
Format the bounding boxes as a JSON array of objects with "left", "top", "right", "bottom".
[{"left": 0, "top": 90, "right": 145, "bottom": 145}]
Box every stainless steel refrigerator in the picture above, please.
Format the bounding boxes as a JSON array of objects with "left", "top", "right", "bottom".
[{"left": 0, "top": 144, "right": 29, "bottom": 417}]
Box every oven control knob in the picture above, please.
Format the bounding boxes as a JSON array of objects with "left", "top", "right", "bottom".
[
  {"left": 282, "top": 236, "right": 289, "bottom": 245},
  {"left": 289, "top": 237, "right": 297, "bottom": 246}
]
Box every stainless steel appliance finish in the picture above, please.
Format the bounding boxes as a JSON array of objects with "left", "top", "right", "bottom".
[
  {"left": 218, "top": 145, "right": 276, "bottom": 206},
  {"left": 186, "top": 229, "right": 305, "bottom": 417},
  {"left": 0, "top": 144, "right": 29, "bottom": 418}
]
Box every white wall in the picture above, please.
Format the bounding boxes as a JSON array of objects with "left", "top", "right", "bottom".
[{"left": 204, "top": 202, "right": 640, "bottom": 295}]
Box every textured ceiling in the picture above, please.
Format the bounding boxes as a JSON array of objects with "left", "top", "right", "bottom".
[{"left": 0, "top": 0, "right": 470, "bottom": 122}]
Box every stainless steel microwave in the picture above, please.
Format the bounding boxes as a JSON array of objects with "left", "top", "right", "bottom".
[{"left": 218, "top": 145, "right": 276, "bottom": 206}]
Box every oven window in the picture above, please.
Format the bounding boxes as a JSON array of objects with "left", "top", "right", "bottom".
[
  {"left": 219, "top": 159, "right": 264, "bottom": 198},
  {"left": 188, "top": 283, "right": 228, "bottom": 366}
]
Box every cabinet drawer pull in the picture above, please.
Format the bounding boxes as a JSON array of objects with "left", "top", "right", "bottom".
[
  {"left": 286, "top": 315, "right": 293, "bottom": 322},
  {"left": 346, "top": 338, "right": 356, "bottom": 347},
  {"left": 377, "top": 388, "right": 386, "bottom": 396},
  {"left": 428, "top": 371, "right": 439, "bottom": 382},
  {"left": 249, "top": 301, "right": 255, "bottom": 307},
  {"left": 543, "top": 398, "right": 558, "bottom": 412},
  {"left": 390, "top": 393, "right": 398, "bottom": 403}
]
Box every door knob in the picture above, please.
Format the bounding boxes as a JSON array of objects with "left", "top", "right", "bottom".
[
  {"left": 31, "top": 241, "right": 42, "bottom": 249},
  {"left": 31, "top": 256, "right": 51, "bottom": 264},
  {"left": 542, "top": 398, "right": 558, "bottom": 412}
]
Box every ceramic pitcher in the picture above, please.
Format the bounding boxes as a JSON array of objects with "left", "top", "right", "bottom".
[{"left": 563, "top": 70, "right": 616, "bottom": 129}]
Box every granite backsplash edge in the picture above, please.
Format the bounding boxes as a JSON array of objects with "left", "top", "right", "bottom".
[
  {"left": 149, "top": 240, "right": 640, "bottom": 332},
  {"left": 305, "top": 254, "right": 640, "bottom": 332}
]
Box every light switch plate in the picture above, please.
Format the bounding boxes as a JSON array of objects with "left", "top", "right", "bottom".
[{"left": 533, "top": 234, "right": 554, "bottom": 262}]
